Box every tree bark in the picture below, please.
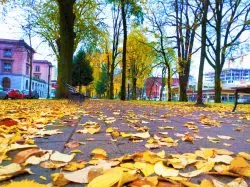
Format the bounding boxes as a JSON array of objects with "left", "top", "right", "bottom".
[
  {"left": 214, "top": 68, "right": 221, "bottom": 103},
  {"left": 160, "top": 67, "right": 166, "bottom": 101},
  {"left": 167, "top": 65, "right": 172, "bottom": 101},
  {"left": 214, "top": 1, "right": 222, "bottom": 103},
  {"left": 56, "top": 0, "right": 76, "bottom": 98},
  {"left": 196, "top": 0, "right": 208, "bottom": 105},
  {"left": 120, "top": 0, "right": 127, "bottom": 100},
  {"left": 132, "top": 77, "right": 137, "bottom": 100}
]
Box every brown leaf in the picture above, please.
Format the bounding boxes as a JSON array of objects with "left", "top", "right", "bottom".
[
  {"left": 0, "top": 118, "right": 18, "bottom": 127},
  {"left": 13, "top": 148, "right": 44, "bottom": 164},
  {"left": 65, "top": 141, "right": 80, "bottom": 149}
]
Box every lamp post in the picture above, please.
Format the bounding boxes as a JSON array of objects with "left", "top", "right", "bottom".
[{"left": 47, "top": 63, "right": 53, "bottom": 99}]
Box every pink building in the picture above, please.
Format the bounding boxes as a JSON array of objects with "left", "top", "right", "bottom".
[{"left": 0, "top": 39, "right": 53, "bottom": 98}]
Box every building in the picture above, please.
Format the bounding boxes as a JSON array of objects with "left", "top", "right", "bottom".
[
  {"left": 144, "top": 77, "right": 195, "bottom": 101},
  {"left": 204, "top": 68, "right": 250, "bottom": 86},
  {"left": 0, "top": 39, "right": 52, "bottom": 98}
]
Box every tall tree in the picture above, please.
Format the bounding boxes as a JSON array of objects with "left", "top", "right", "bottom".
[
  {"left": 120, "top": 0, "right": 127, "bottom": 100},
  {"left": 206, "top": 0, "right": 250, "bottom": 103},
  {"left": 96, "top": 64, "right": 108, "bottom": 97},
  {"left": 160, "top": 0, "right": 201, "bottom": 101},
  {"left": 19, "top": 0, "right": 101, "bottom": 98},
  {"left": 117, "top": 0, "right": 143, "bottom": 100},
  {"left": 127, "top": 29, "right": 154, "bottom": 100},
  {"left": 174, "top": 0, "right": 200, "bottom": 101},
  {"left": 72, "top": 48, "right": 94, "bottom": 88},
  {"left": 56, "top": 0, "right": 76, "bottom": 98},
  {"left": 196, "top": 0, "right": 209, "bottom": 105},
  {"left": 109, "top": 1, "right": 122, "bottom": 99}
]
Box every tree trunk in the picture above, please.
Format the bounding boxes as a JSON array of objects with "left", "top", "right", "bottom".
[
  {"left": 196, "top": 0, "right": 208, "bottom": 105},
  {"left": 120, "top": 0, "right": 127, "bottom": 100},
  {"left": 214, "top": 68, "right": 221, "bottom": 103},
  {"left": 179, "top": 73, "right": 188, "bottom": 101},
  {"left": 160, "top": 67, "right": 166, "bottom": 101},
  {"left": 106, "top": 48, "right": 110, "bottom": 99},
  {"left": 132, "top": 77, "right": 137, "bottom": 100},
  {"left": 56, "top": 0, "right": 76, "bottom": 98},
  {"left": 167, "top": 65, "right": 172, "bottom": 101}
]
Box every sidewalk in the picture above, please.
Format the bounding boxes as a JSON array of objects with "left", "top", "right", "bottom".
[{"left": 3, "top": 100, "right": 250, "bottom": 186}]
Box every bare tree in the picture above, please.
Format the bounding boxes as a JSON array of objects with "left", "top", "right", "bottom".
[
  {"left": 206, "top": 0, "right": 250, "bottom": 103},
  {"left": 109, "top": 1, "right": 122, "bottom": 99},
  {"left": 196, "top": 0, "right": 209, "bottom": 105}
]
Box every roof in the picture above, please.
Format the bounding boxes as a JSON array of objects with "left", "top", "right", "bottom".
[
  {"left": 33, "top": 60, "right": 53, "bottom": 66},
  {"left": 0, "top": 38, "right": 35, "bottom": 53}
]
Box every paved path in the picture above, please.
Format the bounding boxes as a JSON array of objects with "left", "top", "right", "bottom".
[{"left": 5, "top": 100, "right": 250, "bottom": 186}]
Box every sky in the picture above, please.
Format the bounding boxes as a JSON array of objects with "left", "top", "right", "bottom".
[{"left": 0, "top": 5, "right": 250, "bottom": 81}]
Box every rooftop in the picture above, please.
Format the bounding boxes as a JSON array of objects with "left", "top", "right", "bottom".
[{"left": 0, "top": 38, "right": 35, "bottom": 53}]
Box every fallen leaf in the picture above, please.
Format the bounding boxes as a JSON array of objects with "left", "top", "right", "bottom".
[
  {"left": 154, "top": 161, "right": 179, "bottom": 177},
  {"left": 50, "top": 151, "right": 75, "bottom": 163},
  {"left": 25, "top": 152, "right": 51, "bottom": 165},
  {"left": 200, "top": 179, "right": 214, "bottom": 187},
  {"left": 51, "top": 173, "right": 70, "bottom": 187},
  {"left": 179, "top": 170, "right": 203, "bottom": 178},
  {"left": 209, "top": 155, "right": 233, "bottom": 164},
  {"left": 39, "top": 176, "right": 47, "bottom": 181},
  {"left": 1, "top": 180, "right": 47, "bottom": 187},
  {"left": 217, "top": 135, "right": 233, "bottom": 140},
  {"left": 13, "top": 148, "right": 44, "bottom": 164},
  {"left": 88, "top": 167, "right": 123, "bottom": 187},
  {"left": 62, "top": 160, "right": 113, "bottom": 183},
  {"left": 91, "top": 148, "right": 108, "bottom": 160},
  {"left": 238, "top": 152, "right": 250, "bottom": 160},
  {"left": 65, "top": 141, "right": 80, "bottom": 149},
  {"left": 134, "top": 162, "right": 155, "bottom": 176},
  {"left": 63, "top": 161, "right": 86, "bottom": 171}
]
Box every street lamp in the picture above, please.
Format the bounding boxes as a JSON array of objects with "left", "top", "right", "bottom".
[{"left": 47, "top": 63, "right": 53, "bottom": 99}]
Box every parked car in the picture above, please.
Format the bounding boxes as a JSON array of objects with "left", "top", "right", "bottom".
[
  {"left": 7, "top": 89, "right": 25, "bottom": 99},
  {"left": 0, "top": 90, "right": 8, "bottom": 99},
  {"left": 22, "top": 90, "right": 39, "bottom": 99}
]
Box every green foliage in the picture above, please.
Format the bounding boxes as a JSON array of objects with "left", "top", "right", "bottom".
[
  {"left": 95, "top": 64, "right": 108, "bottom": 95},
  {"left": 72, "top": 48, "right": 94, "bottom": 87}
]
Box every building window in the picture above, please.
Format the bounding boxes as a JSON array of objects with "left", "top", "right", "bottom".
[
  {"left": 2, "top": 77, "right": 11, "bottom": 90},
  {"left": 3, "top": 49, "right": 12, "bottom": 58},
  {"left": 25, "top": 80, "right": 28, "bottom": 89},
  {"left": 35, "top": 65, "right": 40, "bottom": 72},
  {"left": 34, "top": 75, "right": 40, "bottom": 79},
  {"left": 3, "top": 62, "right": 12, "bottom": 72},
  {"left": 26, "top": 64, "right": 29, "bottom": 75}
]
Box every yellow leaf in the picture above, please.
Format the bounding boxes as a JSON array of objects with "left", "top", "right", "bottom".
[
  {"left": 70, "top": 149, "right": 82, "bottom": 153},
  {"left": 238, "top": 152, "right": 250, "bottom": 160},
  {"left": 120, "top": 162, "right": 135, "bottom": 170},
  {"left": 195, "top": 161, "right": 214, "bottom": 172},
  {"left": 1, "top": 180, "right": 47, "bottom": 187},
  {"left": 134, "top": 162, "right": 155, "bottom": 176},
  {"left": 117, "top": 170, "right": 138, "bottom": 187},
  {"left": 39, "top": 176, "right": 47, "bottom": 181},
  {"left": 131, "top": 132, "right": 150, "bottom": 139},
  {"left": 63, "top": 161, "right": 86, "bottom": 171},
  {"left": 51, "top": 173, "right": 70, "bottom": 187},
  {"left": 230, "top": 156, "right": 249, "bottom": 169},
  {"left": 179, "top": 170, "right": 203, "bottom": 178},
  {"left": 88, "top": 167, "right": 123, "bottom": 187},
  {"left": 154, "top": 161, "right": 179, "bottom": 177},
  {"left": 200, "top": 179, "right": 214, "bottom": 187},
  {"left": 91, "top": 148, "right": 107, "bottom": 160},
  {"left": 195, "top": 149, "right": 214, "bottom": 159}
]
